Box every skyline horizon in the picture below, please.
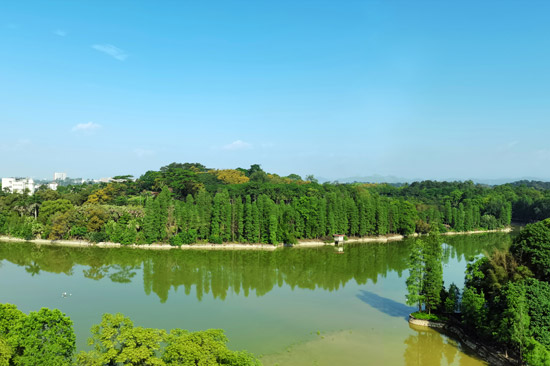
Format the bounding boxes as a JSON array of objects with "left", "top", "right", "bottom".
[{"left": 3, "top": 163, "right": 549, "bottom": 185}]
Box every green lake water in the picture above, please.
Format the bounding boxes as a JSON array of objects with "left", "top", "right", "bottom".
[{"left": 0, "top": 233, "right": 512, "bottom": 365}]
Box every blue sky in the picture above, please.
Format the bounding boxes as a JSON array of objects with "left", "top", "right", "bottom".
[{"left": 1, "top": 1, "right": 549, "bottom": 181}]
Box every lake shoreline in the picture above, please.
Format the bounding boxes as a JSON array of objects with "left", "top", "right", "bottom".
[
  {"left": 0, "top": 227, "right": 512, "bottom": 251},
  {"left": 408, "top": 314, "right": 516, "bottom": 366}
]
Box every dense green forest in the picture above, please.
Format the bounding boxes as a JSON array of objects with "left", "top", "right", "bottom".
[
  {"left": 406, "top": 220, "right": 550, "bottom": 365},
  {"left": 1, "top": 162, "right": 548, "bottom": 245},
  {"left": 0, "top": 304, "right": 260, "bottom": 366}
]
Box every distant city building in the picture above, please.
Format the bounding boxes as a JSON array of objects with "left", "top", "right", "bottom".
[
  {"left": 98, "top": 177, "right": 113, "bottom": 183},
  {"left": 54, "top": 172, "right": 67, "bottom": 181},
  {"left": 2, "top": 177, "right": 36, "bottom": 194},
  {"left": 48, "top": 182, "right": 59, "bottom": 190}
]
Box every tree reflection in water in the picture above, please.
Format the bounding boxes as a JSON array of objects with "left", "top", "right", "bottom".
[{"left": 0, "top": 232, "right": 511, "bottom": 304}]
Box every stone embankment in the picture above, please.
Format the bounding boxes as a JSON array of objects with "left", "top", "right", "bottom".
[
  {"left": 0, "top": 227, "right": 512, "bottom": 251},
  {"left": 409, "top": 314, "right": 516, "bottom": 366}
]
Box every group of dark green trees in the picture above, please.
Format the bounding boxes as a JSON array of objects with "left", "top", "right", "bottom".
[
  {"left": 406, "top": 219, "right": 550, "bottom": 365},
  {"left": 3, "top": 162, "right": 548, "bottom": 246},
  {"left": 405, "top": 233, "right": 445, "bottom": 315},
  {"left": 0, "top": 304, "right": 260, "bottom": 366}
]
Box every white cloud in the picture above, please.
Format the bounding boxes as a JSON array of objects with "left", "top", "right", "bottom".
[
  {"left": 222, "top": 140, "right": 252, "bottom": 151},
  {"left": 133, "top": 148, "right": 155, "bottom": 158},
  {"left": 72, "top": 122, "right": 101, "bottom": 132},
  {"left": 92, "top": 44, "right": 128, "bottom": 61},
  {"left": 54, "top": 29, "right": 67, "bottom": 37}
]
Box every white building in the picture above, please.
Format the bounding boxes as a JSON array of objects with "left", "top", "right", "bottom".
[
  {"left": 2, "top": 177, "right": 36, "bottom": 194},
  {"left": 54, "top": 172, "right": 67, "bottom": 181},
  {"left": 48, "top": 182, "right": 59, "bottom": 190}
]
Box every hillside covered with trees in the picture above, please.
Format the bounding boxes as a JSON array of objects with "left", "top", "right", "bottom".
[{"left": 1, "top": 162, "right": 548, "bottom": 246}]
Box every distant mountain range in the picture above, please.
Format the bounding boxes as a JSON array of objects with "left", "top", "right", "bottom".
[{"left": 316, "top": 175, "right": 548, "bottom": 186}]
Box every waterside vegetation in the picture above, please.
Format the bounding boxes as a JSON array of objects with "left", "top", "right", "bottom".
[
  {"left": 406, "top": 220, "right": 550, "bottom": 365},
  {"left": 3, "top": 162, "right": 547, "bottom": 247}
]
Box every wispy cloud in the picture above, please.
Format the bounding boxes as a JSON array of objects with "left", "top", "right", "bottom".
[
  {"left": 133, "top": 148, "right": 155, "bottom": 158},
  {"left": 222, "top": 140, "right": 252, "bottom": 151},
  {"left": 72, "top": 122, "right": 101, "bottom": 132},
  {"left": 92, "top": 44, "right": 128, "bottom": 61},
  {"left": 53, "top": 29, "right": 67, "bottom": 37}
]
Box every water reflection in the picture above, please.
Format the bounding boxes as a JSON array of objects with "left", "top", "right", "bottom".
[{"left": 0, "top": 233, "right": 511, "bottom": 303}]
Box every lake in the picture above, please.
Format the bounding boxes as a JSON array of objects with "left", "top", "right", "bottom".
[{"left": 0, "top": 233, "right": 511, "bottom": 365}]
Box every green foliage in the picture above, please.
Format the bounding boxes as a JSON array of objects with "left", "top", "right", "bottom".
[
  {"left": 523, "top": 278, "right": 550, "bottom": 348},
  {"left": 0, "top": 336, "right": 11, "bottom": 366},
  {"left": 0, "top": 163, "right": 525, "bottom": 246},
  {"left": 510, "top": 219, "right": 550, "bottom": 281},
  {"left": 405, "top": 234, "right": 444, "bottom": 314},
  {"left": 524, "top": 338, "right": 550, "bottom": 366},
  {"left": 457, "top": 218, "right": 550, "bottom": 364},
  {"left": 76, "top": 312, "right": 262, "bottom": 366},
  {"left": 406, "top": 239, "right": 424, "bottom": 311},
  {"left": 87, "top": 231, "right": 107, "bottom": 243},
  {"left": 209, "top": 234, "right": 223, "bottom": 244},
  {"left": 163, "top": 329, "right": 260, "bottom": 366},
  {"left": 70, "top": 225, "right": 87, "bottom": 239},
  {"left": 79, "top": 313, "right": 165, "bottom": 366},
  {"left": 444, "top": 283, "right": 460, "bottom": 313},
  {"left": 422, "top": 234, "right": 443, "bottom": 313},
  {"left": 0, "top": 303, "right": 26, "bottom": 356},
  {"left": 13, "top": 307, "right": 75, "bottom": 366},
  {"left": 410, "top": 312, "right": 446, "bottom": 322},
  {"left": 461, "top": 287, "right": 488, "bottom": 334},
  {"left": 495, "top": 281, "right": 531, "bottom": 358},
  {"left": 38, "top": 199, "right": 73, "bottom": 224}
]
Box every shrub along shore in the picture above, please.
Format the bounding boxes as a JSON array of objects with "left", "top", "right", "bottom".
[{"left": 0, "top": 227, "right": 512, "bottom": 251}]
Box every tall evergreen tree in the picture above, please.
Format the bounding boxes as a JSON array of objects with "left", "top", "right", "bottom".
[
  {"left": 244, "top": 195, "right": 253, "bottom": 242},
  {"left": 423, "top": 233, "right": 443, "bottom": 313},
  {"left": 143, "top": 197, "right": 161, "bottom": 243},
  {"left": 406, "top": 239, "right": 425, "bottom": 312}
]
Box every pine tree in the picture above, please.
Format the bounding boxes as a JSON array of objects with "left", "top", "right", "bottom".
[
  {"left": 156, "top": 186, "right": 172, "bottom": 241},
  {"left": 251, "top": 201, "right": 260, "bottom": 243},
  {"left": 269, "top": 206, "right": 278, "bottom": 244},
  {"left": 221, "top": 191, "right": 231, "bottom": 241},
  {"left": 423, "top": 233, "right": 443, "bottom": 313},
  {"left": 376, "top": 199, "right": 388, "bottom": 235},
  {"left": 347, "top": 198, "right": 359, "bottom": 236},
  {"left": 143, "top": 197, "right": 160, "bottom": 243},
  {"left": 196, "top": 191, "right": 212, "bottom": 240},
  {"left": 406, "top": 239, "right": 425, "bottom": 312},
  {"left": 444, "top": 200, "right": 452, "bottom": 225},
  {"left": 244, "top": 195, "right": 253, "bottom": 242},
  {"left": 210, "top": 192, "right": 221, "bottom": 239}
]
